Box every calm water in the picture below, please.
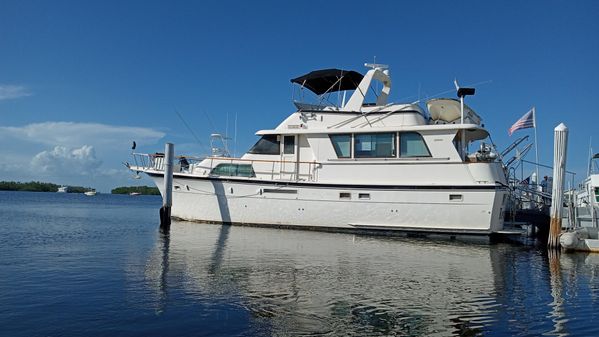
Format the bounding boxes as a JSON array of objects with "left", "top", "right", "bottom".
[{"left": 0, "top": 191, "right": 598, "bottom": 337}]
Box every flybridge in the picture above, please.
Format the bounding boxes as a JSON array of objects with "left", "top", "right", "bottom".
[
  {"left": 289, "top": 64, "right": 484, "bottom": 132},
  {"left": 290, "top": 63, "right": 481, "bottom": 127},
  {"left": 291, "top": 63, "right": 392, "bottom": 112}
]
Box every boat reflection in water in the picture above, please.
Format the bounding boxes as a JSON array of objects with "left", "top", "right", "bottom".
[{"left": 142, "top": 222, "right": 599, "bottom": 336}]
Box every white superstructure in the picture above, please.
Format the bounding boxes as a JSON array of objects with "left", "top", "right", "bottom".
[
  {"left": 564, "top": 153, "right": 599, "bottom": 229},
  {"left": 130, "top": 64, "right": 509, "bottom": 235}
]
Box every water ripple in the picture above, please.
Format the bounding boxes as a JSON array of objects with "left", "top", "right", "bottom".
[{"left": 1, "top": 192, "right": 599, "bottom": 336}]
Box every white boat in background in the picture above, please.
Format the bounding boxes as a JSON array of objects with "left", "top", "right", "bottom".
[
  {"left": 573, "top": 152, "right": 599, "bottom": 226},
  {"left": 129, "top": 192, "right": 142, "bottom": 196},
  {"left": 57, "top": 186, "right": 68, "bottom": 193},
  {"left": 129, "top": 63, "right": 509, "bottom": 235},
  {"left": 560, "top": 153, "right": 599, "bottom": 252},
  {"left": 84, "top": 190, "right": 97, "bottom": 196}
]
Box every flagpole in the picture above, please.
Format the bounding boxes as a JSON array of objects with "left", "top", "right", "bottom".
[{"left": 533, "top": 106, "right": 540, "bottom": 185}]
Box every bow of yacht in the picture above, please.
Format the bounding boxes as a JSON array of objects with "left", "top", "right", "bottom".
[{"left": 130, "top": 64, "right": 508, "bottom": 235}]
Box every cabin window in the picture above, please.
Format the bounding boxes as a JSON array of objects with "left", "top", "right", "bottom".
[
  {"left": 595, "top": 187, "right": 599, "bottom": 202},
  {"left": 354, "top": 133, "right": 396, "bottom": 158},
  {"left": 249, "top": 135, "right": 280, "bottom": 155},
  {"left": 330, "top": 134, "right": 351, "bottom": 158},
  {"left": 283, "top": 136, "right": 295, "bottom": 154},
  {"left": 210, "top": 163, "right": 256, "bottom": 177},
  {"left": 399, "top": 132, "right": 431, "bottom": 157}
]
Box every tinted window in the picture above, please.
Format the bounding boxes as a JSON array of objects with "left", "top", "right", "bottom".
[
  {"left": 283, "top": 136, "right": 295, "bottom": 154},
  {"left": 249, "top": 135, "right": 280, "bottom": 155},
  {"left": 400, "top": 132, "right": 431, "bottom": 157},
  {"left": 354, "top": 133, "right": 395, "bottom": 158},
  {"left": 330, "top": 134, "right": 351, "bottom": 158},
  {"left": 211, "top": 163, "right": 255, "bottom": 177}
]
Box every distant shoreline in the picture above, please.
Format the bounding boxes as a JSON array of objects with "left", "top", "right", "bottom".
[
  {"left": 111, "top": 186, "right": 160, "bottom": 195},
  {"left": 0, "top": 181, "right": 91, "bottom": 193},
  {"left": 0, "top": 181, "right": 160, "bottom": 195}
]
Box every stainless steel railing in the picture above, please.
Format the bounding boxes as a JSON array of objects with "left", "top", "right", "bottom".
[{"left": 131, "top": 153, "right": 320, "bottom": 182}]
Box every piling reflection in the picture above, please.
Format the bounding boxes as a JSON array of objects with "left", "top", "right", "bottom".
[
  {"left": 548, "top": 250, "right": 566, "bottom": 337},
  {"left": 141, "top": 222, "right": 599, "bottom": 336},
  {"left": 143, "top": 227, "right": 171, "bottom": 315},
  {"left": 208, "top": 224, "right": 231, "bottom": 274}
]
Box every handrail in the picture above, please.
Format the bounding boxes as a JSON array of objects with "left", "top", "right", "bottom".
[
  {"left": 207, "top": 156, "right": 319, "bottom": 165},
  {"left": 131, "top": 153, "right": 320, "bottom": 182},
  {"left": 133, "top": 153, "right": 319, "bottom": 165}
]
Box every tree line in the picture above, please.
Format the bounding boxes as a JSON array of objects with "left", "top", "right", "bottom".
[
  {"left": 0, "top": 181, "right": 90, "bottom": 193},
  {"left": 111, "top": 186, "right": 160, "bottom": 195},
  {"left": 0, "top": 181, "right": 159, "bottom": 195}
]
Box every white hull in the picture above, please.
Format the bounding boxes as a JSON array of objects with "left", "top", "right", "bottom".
[{"left": 151, "top": 174, "right": 507, "bottom": 235}]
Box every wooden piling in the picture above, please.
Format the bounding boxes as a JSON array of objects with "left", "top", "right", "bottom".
[
  {"left": 548, "top": 124, "right": 568, "bottom": 249},
  {"left": 160, "top": 143, "right": 174, "bottom": 229}
]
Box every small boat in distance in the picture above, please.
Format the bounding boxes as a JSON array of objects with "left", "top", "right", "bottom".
[
  {"left": 57, "top": 186, "right": 68, "bottom": 193},
  {"left": 129, "top": 192, "right": 141, "bottom": 196},
  {"left": 84, "top": 190, "right": 97, "bottom": 196}
]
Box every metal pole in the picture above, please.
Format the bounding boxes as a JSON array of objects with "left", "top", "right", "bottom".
[
  {"left": 160, "top": 143, "right": 174, "bottom": 229},
  {"left": 533, "top": 107, "right": 540, "bottom": 184},
  {"left": 460, "top": 96, "right": 466, "bottom": 160},
  {"left": 548, "top": 123, "right": 568, "bottom": 249},
  {"left": 460, "top": 95, "right": 464, "bottom": 124}
]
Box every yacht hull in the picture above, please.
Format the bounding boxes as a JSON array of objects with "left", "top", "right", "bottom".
[{"left": 149, "top": 173, "right": 507, "bottom": 235}]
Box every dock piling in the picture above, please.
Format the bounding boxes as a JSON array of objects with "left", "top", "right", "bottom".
[
  {"left": 160, "top": 143, "right": 174, "bottom": 229},
  {"left": 548, "top": 123, "right": 568, "bottom": 249}
]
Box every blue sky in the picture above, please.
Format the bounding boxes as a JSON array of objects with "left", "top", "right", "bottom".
[{"left": 1, "top": 0, "right": 598, "bottom": 191}]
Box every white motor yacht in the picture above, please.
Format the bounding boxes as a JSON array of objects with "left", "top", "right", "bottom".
[{"left": 130, "top": 64, "right": 509, "bottom": 235}]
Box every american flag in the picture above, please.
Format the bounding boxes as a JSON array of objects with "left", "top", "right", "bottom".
[{"left": 508, "top": 108, "right": 536, "bottom": 136}]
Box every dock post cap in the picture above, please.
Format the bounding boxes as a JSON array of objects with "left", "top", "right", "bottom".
[{"left": 554, "top": 123, "right": 568, "bottom": 131}]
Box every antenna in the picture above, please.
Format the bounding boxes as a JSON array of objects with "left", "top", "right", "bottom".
[
  {"left": 175, "top": 109, "right": 206, "bottom": 152},
  {"left": 234, "top": 112, "right": 238, "bottom": 157},
  {"left": 225, "top": 112, "right": 229, "bottom": 154},
  {"left": 588, "top": 137, "right": 593, "bottom": 177}
]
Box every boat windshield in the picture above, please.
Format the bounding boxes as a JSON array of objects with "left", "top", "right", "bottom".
[{"left": 249, "top": 135, "right": 280, "bottom": 155}]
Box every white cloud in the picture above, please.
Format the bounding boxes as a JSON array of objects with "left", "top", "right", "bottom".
[
  {"left": 0, "top": 121, "right": 165, "bottom": 148},
  {"left": 0, "top": 85, "right": 31, "bottom": 100},
  {"left": 0, "top": 121, "right": 166, "bottom": 191},
  {"left": 31, "top": 145, "right": 102, "bottom": 176}
]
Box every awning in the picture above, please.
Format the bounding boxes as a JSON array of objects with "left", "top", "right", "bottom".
[{"left": 290, "top": 69, "right": 363, "bottom": 95}]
